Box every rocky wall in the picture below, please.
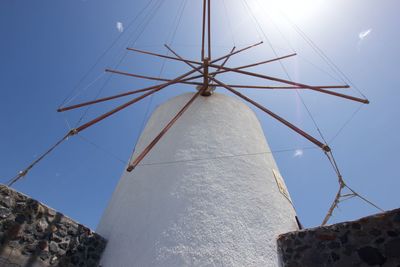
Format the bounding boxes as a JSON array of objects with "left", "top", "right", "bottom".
[
  {"left": 278, "top": 208, "right": 400, "bottom": 267},
  {"left": 0, "top": 185, "right": 106, "bottom": 267}
]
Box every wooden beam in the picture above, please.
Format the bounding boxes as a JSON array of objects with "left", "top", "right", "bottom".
[
  {"left": 126, "top": 47, "right": 202, "bottom": 66},
  {"left": 210, "top": 53, "right": 297, "bottom": 76},
  {"left": 223, "top": 85, "right": 350, "bottom": 89},
  {"left": 207, "top": 0, "right": 211, "bottom": 59},
  {"left": 209, "top": 76, "right": 331, "bottom": 152},
  {"left": 210, "top": 41, "right": 263, "bottom": 64},
  {"left": 127, "top": 87, "right": 205, "bottom": 171},
  {"left": 71, "top": 67, "right": 204, "bottom": 133},
  {"left": 201, "top": 0, "right": 207, "bottom": 60}
]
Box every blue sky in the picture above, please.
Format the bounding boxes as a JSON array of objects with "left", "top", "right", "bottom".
[{"left": 1, "top": 0, "right": 399, "bottom": 230}]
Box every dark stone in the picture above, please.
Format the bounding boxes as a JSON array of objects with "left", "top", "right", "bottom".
[
  {"left": 7, "top": 224, "right": 21, "bottom": 239},
  {"left": 38, "top": 240, "right": 48, "bottom": 250},
  {"left": 357, "top": 246, "right": 386, "bottom": 266},
  {"left": 278, "top": 209, "right": 400, "bottom": 267},
  {"left": 0, "top": 195, "right": 14, "bottom": 208},
  {"left": 50, "top": 256, "right": 58, "bottom": 265},
  {"left": 285, "top": 247, "right": 293, "bottom": 254},
  {"left": 49, "top": 241, "right": 59, "bottom": 253},
  {"left": 331, "top": 252, "right": 340, "bottom": 262},
  {"left": 91, "top": 253, "right": 100, "bottom": 260},
  {"left": 393, "top": 213, "right": 400, "bottom": 223},
  {"left": 339, "top": 231, "right": 349, "bottom": 244},
  {"left": 384, "top": 238, "right": 400, "bottom": 258},
  {"left": 15, "top": 214, "right": 26, "bottom": 224},
  {"left": 297, "top": 245, "right": 311, "bottom": 252},
  {"left": 0, "top": 207, "right": 11, "bottom": 219},
  {"left": 51, "top": 234, "right": 63, "bottom": 243},
  {"left": 369, "top": 228, "right": 381, "bottom": 237},
  {"left": 298, "top": 231, "right": 306, "bottom": 238},
  {"left": 375, "top": 237, "right": 385, "bottom": 244},
  {"left": 8, "top": 240, "right": 20, "bottom": 248},
  {"left": 387, "top": 230, "right": 398, "bottom": 237},
  {"left": 36, "top": 219, "right": 48, "bottom": 232},
  {"left": 328, "top": 241, "right": 341, "bottom": 249},
  {"left": 317, "top": 234, "right": 336, "bottom": 241},
  {"left": 316, "top": 242, "right": 326, "bottom": 250},
  {"left": 39, "top": 251, "right": 50, "bottom": 261},
  {"left": 71, "top": 255, "right": 80, "bottom": 264},
  {"left": 59, "top": 242, "right": 69, "bottom": 250}
]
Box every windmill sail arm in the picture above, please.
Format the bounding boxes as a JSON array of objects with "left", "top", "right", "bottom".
[
  {"left": 208, "top": 63, "right": 369, "bottom": 104},
  {"left": 58, "top": 69, "right": 204, "bottom": 112},
  {"left": 105, "top": 68, "right": 204, "bottom": 86},
  {"left": 72, "top": 67, "right": 203, "bottom": 133},
  {"left": 126, "top": 47, "right": 202, "bottom": 66},
  {"left": 127, "top": 87, "right": 205, "bottom": 171},
  {"left": 209, "top": 76, "right": 331, "bottom": 152},
  {"left": 162, "top": 44, "right": 330, "bottom": 152},
  {"left": 210, "top": 41, "right": 263, "bottom": 64},
  {"left": 58, "top": 85, "right": 163, "bottom": 112},
  {"left": 210, "top": 53, "right": 297, "bottom": 76},
  {"left": 220, "top": 85, "right": 350, "bottom": 89}
]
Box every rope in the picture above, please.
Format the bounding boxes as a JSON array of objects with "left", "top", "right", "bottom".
[
  {"left": 78, "top": 135, "right": 127, "bottom": 165},
  {"left": 59, "top": 0, "right": 157, "bottom": 108},
  {"left": 240, "top": 0, "right": 263, "bottom": 42},
  {"left": 275, "top": 7, "right": 368, "bottom": 100},
  {"left": 5, "top": 1, "right": 166, "bottom": 187},
  {"left": 137, "top": 147, "right": 317, "bottom": 167},
  {"left": 222, "top": 0, "right": 236, "bottom": 46},
  {"left": 242, "top": 0, "right": 381, "bottom": 226},
  {"left": 74, "top": 0, "right": 165, "bottom": 127},
  {"left": 242, "top": 0, "right": 327, "bottom": 144},
  {"left": 6, "top": 131, "right": 73, "bottom": 187},
  {"left": 329, "top": 104, "right": 363, "bottom": 143},
  {"left": 321, "top": 150, "right": 384, "bottom": 225},
  {"left": 129, "top": 0, "right": 187, "bottom": 162}
]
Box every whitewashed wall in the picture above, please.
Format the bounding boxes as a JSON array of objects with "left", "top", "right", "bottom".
[{"left": 97, "top": 93, "right": 298, "bottom": 266}]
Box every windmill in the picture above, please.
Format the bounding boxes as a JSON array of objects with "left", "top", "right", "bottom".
[{"left": 5, "top": 0, "right": 383, "bottom": 265}]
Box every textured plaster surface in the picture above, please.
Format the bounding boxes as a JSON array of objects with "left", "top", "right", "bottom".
[
  {"left": 278, "top": 208, "right": 400, "bottom": 267},
  {"left": 97, "top": 93, "right": 298, "bottom": 266}
]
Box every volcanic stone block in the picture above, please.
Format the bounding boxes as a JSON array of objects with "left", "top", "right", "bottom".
[
  {"left": 0, "top": 185, "right": 106, "bottom": 267},
  {"left": 278, "top": 208, "right": 400, "bottom": 267}
]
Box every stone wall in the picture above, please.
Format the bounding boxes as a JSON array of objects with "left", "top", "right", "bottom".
[
  {"left": 0, "top": 185, "right": 106, "bottom": 267},
  {"left": 278, "top": 208, "right": 400, "bottom": 267}
]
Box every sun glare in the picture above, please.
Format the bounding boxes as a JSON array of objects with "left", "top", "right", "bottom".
[{"left": 259, "top": 0, "right": 326, "bottom": 22}]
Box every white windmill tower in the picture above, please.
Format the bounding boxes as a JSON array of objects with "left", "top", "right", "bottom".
[
  {"left": 92, "top": 1, "right": 369, "bottom": 265},
  {"left": 7, "top": 0, "right": 374, "bottom": 266}
]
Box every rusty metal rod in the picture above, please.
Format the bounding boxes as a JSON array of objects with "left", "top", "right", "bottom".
[
  {"left": 209, "top": 76, "right": 331, "bottom": 152},
  {"left": 159, "top": 46, "right": 330, "bottom": 152},
  {"left": 223, "top": 85, "right": 350, "bottom": 89},
  {"left": 210, "top": 53, "right": 297, "bottom": 76},
  {"left": 73, "top": 67, "right": 203, "bottom": 133},
  {"left": 58, "top": 69, "right": 206, "bottom": 112},
  {"left": 211, "top": 46, "right": 235, "bottom": 78},
  {"left": 127, "top": 88, "right": 205, "bottom": 171},
  {"left": 208, "top": 63, "right": 369, "bottom": 104},
  {"left": 210, "top": 41, "right": 263, "bottom": 64},
  {"left": 58, "top": 84, "right": 162, "bottom": 112},
  {"left": 104, "top": 68, "right": 203, "bottom": 86},
  {"left": 165, "top": 45, "right": 205, "bottom": 76},
  {"left": 201, "top": 0, "right": 207, "bottom": 60},
  {"left": 106, "top": 67, "right": 348, "bottom": 90},
  {"left": 126, "top": 47, "right": 202, "bottom": 66},
  {"left": 207, "top": 0, "right": 211, "bottom": 59}
]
